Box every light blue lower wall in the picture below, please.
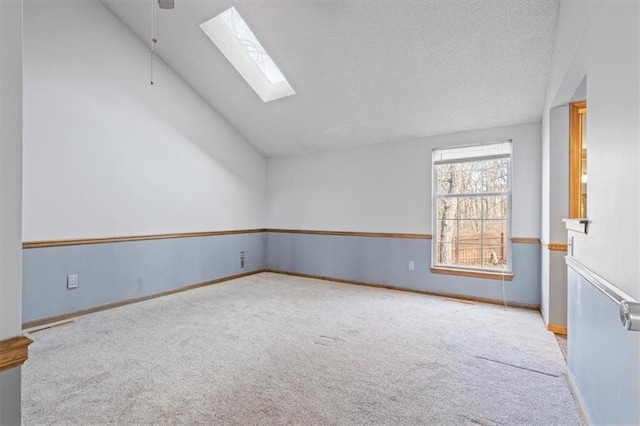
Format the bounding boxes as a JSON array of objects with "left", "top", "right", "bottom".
[
  {"left": 0, "top": 367, "right": 21, "bottom": 426},
  {"left": 22, "top": 232, "right": 266, "bottom": 323},
  {"left": 545, "top": 248, "right": 569, "bottom": 326},
  {"left": 266, "top": 232, "right": 541, "bottom": 306},
  {"left": 541, "top": 247, "right": 550, "bottom": 323},
  {"left": 568, "top": 267, "right": 640, "bottom": 425},
  {"left": 23, "top": 231, "right": 540, "bottom": 323}
]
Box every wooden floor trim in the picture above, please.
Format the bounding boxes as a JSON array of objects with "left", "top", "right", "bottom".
[
  {"left": 265, "top": 269, "right": 539, "bottom": 310},
  {"left": 265, "top": 229, "right": 432, "bottom": 239},
  {"left": 22, "top": 269, "right": 266, "bottom": 329},
  {"left": 548, "top": 324, "right": 568, "bottom": 335},
  {"left": 20, "top": 264, "right": 542, "bottom": 329},
  {"left": 22, "top": 229, "right": 265, "bottom": 249},
  {"left": 0, "top": 335, "right": 33, "bottom": 372}
]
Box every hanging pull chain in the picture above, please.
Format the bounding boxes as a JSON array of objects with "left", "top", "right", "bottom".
[{"left": 150, "top": 0, "right": 157, "bottom": 85}]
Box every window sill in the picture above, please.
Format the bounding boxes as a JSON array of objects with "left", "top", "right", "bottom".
[
  {"left": 431, "top": 267, "right": 513, "bottom": 281},
  {"left": 563, "top": 218, "right": 588, "bottom": 234}
]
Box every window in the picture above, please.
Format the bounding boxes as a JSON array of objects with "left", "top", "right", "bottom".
[
  {"left": 432, "top": 141, "right": 512, "bottom": 274},
  {"left": 200, "top": 7, "right": 295, "bottom": 103}
]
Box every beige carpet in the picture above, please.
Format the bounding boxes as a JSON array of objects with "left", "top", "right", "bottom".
[{"left": 22, "top": 272, "right": 582, "bottom": 425}]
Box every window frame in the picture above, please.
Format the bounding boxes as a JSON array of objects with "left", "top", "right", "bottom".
[
  {"left": 431, "top": 140, "right": 513, "bottom": 275},
  {"left": 569, "top": 101, "right": 587, "bottom": 218}
]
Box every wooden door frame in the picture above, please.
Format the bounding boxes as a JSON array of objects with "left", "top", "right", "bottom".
[{"left": 569, "top": 100, "right": 587, "bottom": 218}]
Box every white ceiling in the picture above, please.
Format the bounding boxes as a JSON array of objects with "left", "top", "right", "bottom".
[{"left": 101, "top": 0, "right": 559, "bottom": 158}]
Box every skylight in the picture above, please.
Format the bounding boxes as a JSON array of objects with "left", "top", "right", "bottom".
[{"left": 200, "top": 7, "right": 295, "bottom": 103}]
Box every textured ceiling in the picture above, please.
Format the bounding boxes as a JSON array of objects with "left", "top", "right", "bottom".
[{"left": 101, "top": 0, "right": 559, "bottom": 158}]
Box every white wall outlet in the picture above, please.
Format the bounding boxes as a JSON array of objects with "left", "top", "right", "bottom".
[
  {"left": 408, "top": 261, "right": 415, "bottom": 271},
  {"left": 67, "top": 274, "right": 79, "bottom": 289}
]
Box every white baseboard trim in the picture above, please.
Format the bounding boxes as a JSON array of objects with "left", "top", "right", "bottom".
[{"left": 564, "top": 370, "right": 592, "bottom": 426}]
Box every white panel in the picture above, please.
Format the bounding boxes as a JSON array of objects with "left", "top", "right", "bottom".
[
  {"left": 0, "top": 0, "right": 24, "bottom": 341},
  {"left": 22, "top": 0, "right": 266, "bottom": 241},
  {"left": 0, "top": 1, "right": 24, "bottom": 422},
  {"left": 548, "top": 105, "right": 569, "bottom": 242}
]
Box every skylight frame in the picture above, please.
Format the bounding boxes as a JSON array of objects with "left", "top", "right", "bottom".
[{"left": 200, "top": 7, "right": 295, "bottom": 103}]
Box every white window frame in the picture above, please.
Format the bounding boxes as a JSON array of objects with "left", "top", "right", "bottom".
[{"left": 431, "top": 140, "right": 513, "bottom": 273}]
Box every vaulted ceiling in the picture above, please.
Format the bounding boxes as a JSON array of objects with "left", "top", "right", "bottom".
[{"left": 101, "top": 0, "right": 559, "bottom": 158}]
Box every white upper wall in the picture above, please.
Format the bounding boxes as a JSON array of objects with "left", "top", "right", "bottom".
[
  {"left": 22, "top": 0, "right": 266, "bottom": 241},
  {"left": 0, "top": 0, "right": 24, "bottom": 341},
  {"left": 542, "top": 0, "right": 640, "bottom": 296},
  {"left": 540, "top": 0, "right": 588, "bottom": 243},
  {"left": 581, "top": 1, "right": 639, "bottom": 296},
  {"left": 267, "top": 122, "right": 541, "bottom": 237}
]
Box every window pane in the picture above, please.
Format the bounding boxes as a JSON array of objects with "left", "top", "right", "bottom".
[
  {"left": 457, "top": 220, "right": 481, "bottom": 241},
  {"left": 482, "top": 219, "right": 507, "bottom": 238},
  {"left": 483, "top": 159, "right": 509, "bottom": 192},
  {"left": 456, "top": 243, "right": 483, "bottom": 268},
  {"left": 456, "top": 196, "right": 483, "bottom": 220},
  {"left": 436, "top": 198, "right": 458, "bottom": 221},
  {"left": 435, "top": 165, "right": 456, "bottom": 194},
  {"left": 457, "top": 161, "right": 483, "bottom": 194},
  {"left": 483, "top": 195, "right": 507, "bottom": 219},
  {"left": 436, "top": 219, "right": 458, "bottom": 243},
  {"left": 436, "top": 162, "right": 484, "bottom": 195},
  {"left": 436, "top": 242, "right": 456, "bottom": 265},
  {"left": 482, "top": 245, "right": 507, "bottom": 268},
  {"left": 436, "top": 166, "right": 471, "bottom": 195}
]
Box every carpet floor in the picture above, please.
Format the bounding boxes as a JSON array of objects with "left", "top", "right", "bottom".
[{"left": 22, "top": 272, "right": 582, "bottom": 425}]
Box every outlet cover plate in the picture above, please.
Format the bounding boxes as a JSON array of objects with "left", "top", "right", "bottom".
[{"left": 67, "top": 274, "right": 78, "bottom": 289}]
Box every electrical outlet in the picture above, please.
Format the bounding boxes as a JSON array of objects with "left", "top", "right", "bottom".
[
  {"left": 240, "top": 251, "right": 245, "bottom": 269},
  {"left": 67, "top": 274, "right": 78, "bottom": 289},
  {"left": 408, "top": 261, "right": 415, "bottom": 271}
]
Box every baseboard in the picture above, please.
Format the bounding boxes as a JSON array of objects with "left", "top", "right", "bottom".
[
  {"left": 265, "top": 269, "right": 540, "bottom": 310},
  {"left": 565, "top": 371, "right": 592, "bottom": 425},
  {"left": 548, "top": 324, "right": 568, "bottom": 335},
  {"left": 23, "top": 267, "right": 540, "bottom": 328},
  {"left": 22, "top": 268, "right": 266, "bottom": 329}
]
